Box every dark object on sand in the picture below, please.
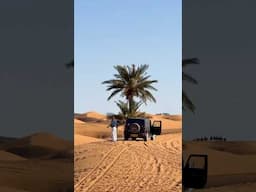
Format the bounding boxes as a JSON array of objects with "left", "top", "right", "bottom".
[
  {"left": 183, "top": 154, "right": 208, "bottom": 189},
  {"left": 124, "top": 118, "right": 161, "bottom": 141}
]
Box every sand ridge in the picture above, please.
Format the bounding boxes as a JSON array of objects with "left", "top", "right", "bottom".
[
  {"left": 75, "top": 134, "right": 105, "bottom": 146},
  {"left": 75, "top": 119, "right": 86, "bottom": 124},
  {"left": 2, "top": 132, "right": 73, "bottom": 151},
  {"left": 75, "top": 111, "right": 108, "bottom": 122},
  {"left": 0, "top": 151, "right": 26, "bottom": 161}
]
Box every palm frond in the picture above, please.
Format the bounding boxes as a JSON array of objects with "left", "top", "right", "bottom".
[
  {"left": 135, "top": 64, "right": 149, "bottom": 78},
  {"left": 107, "top": 89, "right": 122, "bottom": 100},
  {"left": 139, "top": 89, "right": 157, "bottom": 104},
  {"left": 182, "top": 90, "right": 195, "bottom": 113},
  {"left": 182, "top": 72, "right": 198, "bottom": 84},
  {"left": 182, "top": 58, "right": 200, "bottom": 67},
  {"left": 182, "top": 57, "right": 199, "bottom": 113},
  {"left": 114, "top": 65, "right": 130, "bottom": 82}
]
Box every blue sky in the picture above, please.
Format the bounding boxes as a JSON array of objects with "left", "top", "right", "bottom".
[{"left": 75, "top": 0, "right": 181, "bottom": 115}]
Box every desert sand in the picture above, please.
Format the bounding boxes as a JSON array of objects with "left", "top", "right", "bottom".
[
  {"left": 0, "top": 133, "right": 73, "bottom": 192},
  {"left": 184, "top": 141, "right": 256, "bottom": 192},
  {"left": 0, "top": 151, "right": 26, "bottom": 161},
  {"left": 74, "top": 112, "right": 182, "bottom": 192},
  {"left": 0, "top": 187, "right": 29, "bottom": 192},
  {"left": 74, "top": 134, "right": 104, "bottom": 146}
]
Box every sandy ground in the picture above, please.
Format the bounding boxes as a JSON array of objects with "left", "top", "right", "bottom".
[
  {"left": 74, "top": 134, "right": 105, "bottom": 146},
  {"left": 193, "top": 182, "right": 256, "bottom": 192},
  {"left": 0, "top": 187, "right": 30, "bottom": 192},
  {"left": 0, "top": 159, "right": 73, "bottom": 192},
  {"left": 74, "top": 112, "right": 182, "bottom": 192},
  {"left": 0, "top": 133, "right": 73, "bottom": 192},
  {"left": 184, "top": 141, "right": 256, "bottom": 192}
]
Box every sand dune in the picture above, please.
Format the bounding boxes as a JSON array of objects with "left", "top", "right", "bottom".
[
  {"left": 75, "top": 111, "right": 107, "bottom": 122},
  {"left": 75, "top": 119, "right": 86, "bottom": 124},
  {"left": 150, "top": 114, "right": 182, "bottom": 133},
  {"left": 0, "top": 133, "right": 73, "bottom": 192},
  {"left": 84, "top": 111, "right": 107, "bottom": 120},
  {"left": 3, "top": 132, "right": 72, "bottom": 151},
  {"left": 152, "top": 114, "right": 182, "bottom": 121},
  {"left": 1, "top": 132, "right": 73, "bottom": 159},
  {"left": 75, "top": 120, "right": 124, "bottom": 139},
  {"left": 165, "top": 115, "right": 182, "bottom": 121},
  {"left": 207, "top": 141, "right": 256, "bottom": 155},
  {"left": 75, "top": 134, "right": 105, "bottom": 146},
  {"left": 75, "top": 133, "right": 181, "bottom": 192},
  {"left": 0, "top": 151, "right": 26, "bottom": 161}
]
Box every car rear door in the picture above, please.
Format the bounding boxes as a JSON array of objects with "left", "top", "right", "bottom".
[
  {"left": 183, "top": 154, "right": 208, "bottom": 189},
  {"left": 151, "top": 121, "right": 162, "bottom": 135}
]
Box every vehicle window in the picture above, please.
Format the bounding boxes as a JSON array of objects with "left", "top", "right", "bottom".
[
  {"left": 126, "top": 119, "right": 144, "bottom": 127},
  {"left": 153, "top": 121, "right": 161, "bottom": 127},
  {"left": 188, "top": 157, "right": 205, "bottom": 169}
]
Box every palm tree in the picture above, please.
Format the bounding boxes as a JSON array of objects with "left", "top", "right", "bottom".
[
  {"left": 182, "top": 58, "right": 199, "bottom": 113},
  {"left": 115, "top": 99, "right": 143, "bottom": 119},
  {"left": 115, "top": 100, "right": 129, "bottom": 119},
  {"left": 102, "top": 64, "right": 158, "bottom": 115}
]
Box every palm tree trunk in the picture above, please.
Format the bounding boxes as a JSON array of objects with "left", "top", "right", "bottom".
[{"left": 128, "top": 96, "right": 133, "bottom": 116}]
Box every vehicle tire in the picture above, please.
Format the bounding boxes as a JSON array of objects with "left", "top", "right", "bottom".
[
  {"left": 151, "top": 134, "right": 156, "bottom": 140},
  {"left": 129, "top": 123, "right": 140, "bottom": 133},
  {"left": 124, "top": 132, "right": 129, "bottom": 140}
]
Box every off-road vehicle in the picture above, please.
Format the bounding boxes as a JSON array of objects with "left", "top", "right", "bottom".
[{"left": 124, "top": 118, "right": 162, "bottom": 141}]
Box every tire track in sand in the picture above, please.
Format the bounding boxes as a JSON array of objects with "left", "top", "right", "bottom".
[
  {"left": 88, "top": 134, "right": 181, "bottom": 192},
  {"left": 91, "top": 143, "right": 143, "bottom": 192},
  {"left": 75, "top": 143, "right": 128, "bottom": 192},
  {"left": 75, "top": 133, "right": 181, "bottom": 192}
]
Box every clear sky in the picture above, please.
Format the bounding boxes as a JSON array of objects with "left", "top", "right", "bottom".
[{"left": 75, "top": 0, "right": 181, "bottom": 115}]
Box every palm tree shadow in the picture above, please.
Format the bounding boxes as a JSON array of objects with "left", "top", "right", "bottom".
[{"left": 182, "top": 58, "right": 199, "bottom": 113}]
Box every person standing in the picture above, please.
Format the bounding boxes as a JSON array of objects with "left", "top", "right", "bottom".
[{"left": 109, "top": 116, "right": 118, "bottom": 142}]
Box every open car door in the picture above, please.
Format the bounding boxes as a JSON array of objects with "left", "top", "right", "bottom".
[
  {"left": 183, "top": 154, "right": 208, "bottom": 189},
  {"left": 151, "top": 121, "right": 162, "bottom": 135}
]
